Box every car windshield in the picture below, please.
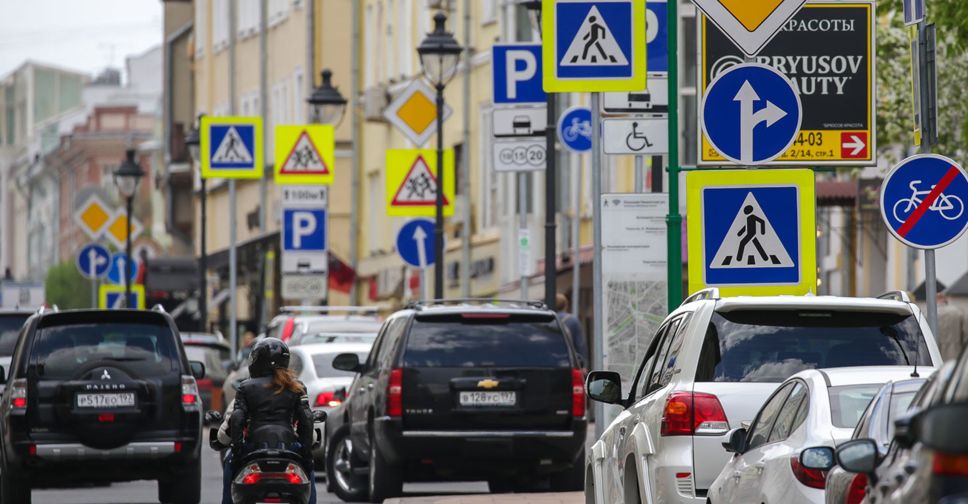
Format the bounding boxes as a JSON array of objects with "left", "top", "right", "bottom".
[
  {"left": 184, "top": 345, "right": 229, "bottom": 380},
  {"left": 830, "top": 384, "right": 883, "bottom": 428},
  {"left": 0, "top": 314, "right": 29, "bottom": 356},
  {"left": 312, "top": 351, "right": 369, "bottom": 378},
  {"left": 31, "top": 323, "right": 181, "bottom": 379},
  {"left": 696, "top": 310, "right": 931, "bottom": 383},
  {"left": 402, "top": 315, "right": 571, "bottom": 368},
  {"left": 300, "top": 333, "right": 377, "bottom": 345}
]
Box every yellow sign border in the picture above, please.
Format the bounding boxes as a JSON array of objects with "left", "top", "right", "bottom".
[
  {"left": 385, "top": 149, "right": 455, "bottom": 218},
  {"left": 687, "top": 169, "right": 817, "bottom": 297},
  {"left": 698, "top": 2, "right": 875, "bottom": 166},
  {"left": 200, "top": 115, "right": 264, "bottom": 179},
  {"left": 98, "top": 284, "right": 146, "bottom": 310},
  {"left": 274, "top": 125, "right": 335, "bottom": 185},
  {"left": 542, "top": 0, "right": 647, "bottom": 93}
]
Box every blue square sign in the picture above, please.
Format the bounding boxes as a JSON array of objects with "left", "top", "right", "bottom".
[
  {"left": 554, "top": 2, "right": 634, "bottom": 79},
  {"left": 283, "top": 208, "right": 327, "bottom": 252},
  {"left": 493, "top": 44, "right": 546, "bottom": 105},
  {"left": 209, "top": 125, "right": 256, "bottom": 169}
]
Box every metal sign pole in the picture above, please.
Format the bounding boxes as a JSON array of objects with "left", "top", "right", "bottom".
[
  {"left": 90, "top": 257, "right": 97, "bottom": 309},
  {"left": 229, "top": 179, "right": 238, "bottom": 357},
  {"left": 919, "top": 20, "right": 939, "bottom": 336},
  {"left": 634, "top": 155, "right": 645, "bottom": 192},
  {"left": 666, "top": 0, "right": 683, "bottom": 308},
  {"left": 520, "top": 172, "right": 528, "bottom": 299},
  {"left": 591, "top": 92, "right": 605, "bottom": 439},
  {"left": 572, "top": 154, "right": 581, "bottom": 323}
]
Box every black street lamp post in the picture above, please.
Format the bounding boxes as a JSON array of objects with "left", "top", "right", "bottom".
[
  {"left": 113, "top": 148, "right": 145, "bottom": 308},
  {"left": 307, "top": 69, "right": 348, "bottom": 126},
  {"left": 185, "top": 116, "right": 206, "bottom": 329},
  {"left": 417, "top": 12, "right": 462, "bottom": 300}
]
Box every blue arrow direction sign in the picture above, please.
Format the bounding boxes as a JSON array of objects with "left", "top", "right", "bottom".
[
  {"left": 76, "top": 243, "right": 111, "bottom": 279},
  {"left": 881, "top": 154, "right": 968, "bottom": 250},
  {"left": 558, "top": 106, "right": 593, "bottom": 153},
  {"left": 701, "top": 63, "right": 802, "bottom": 165},
  {"left": 493, "top": 44, "right": 546, "bottom": 105},
  {"left": 397, "top": 219, "right": 436, "bottom": 268},
  {"left": 106, "top": 252, "right": 138, "bottom": 285}
]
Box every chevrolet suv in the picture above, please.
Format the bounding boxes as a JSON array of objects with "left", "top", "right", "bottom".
[
  {"left": 325, "top": 300, "right": 587, "bottom": 502},
  {"left": 0, "top": 308, "right": 206, "bottom": 503},
  {"left": 584, "top": 290, "right": 942, "bottom": 504}
]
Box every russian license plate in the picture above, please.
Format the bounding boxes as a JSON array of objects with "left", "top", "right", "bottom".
[
  {"left": 76, "top": 392, "right": 136, "bottom": 408},
  {"left": 459, "top": 391, "right": 516, "bottom": 407}
]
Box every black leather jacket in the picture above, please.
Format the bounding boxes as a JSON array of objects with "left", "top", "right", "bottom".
[{"left": 228, "top": 376, "right": 314, "bottom": 453}]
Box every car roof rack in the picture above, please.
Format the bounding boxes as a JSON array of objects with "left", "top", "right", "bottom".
[
  {"left": 406, "top": 298, "right": 549, "bottom": 310},
  {"left": 35, "top": 304, "right": 59, "bottom": 315},
  {"left": 151, "top": 304, "right": 167, "bottom": 313},
  {"left": 876, "top": 291, "right": 912, "bottom": 303},
  {"left": 280, "top": 305, "right": 380, "bottom": 315},
  {"left": 680, "top": 288, "right": 720, "bottom": 307}
]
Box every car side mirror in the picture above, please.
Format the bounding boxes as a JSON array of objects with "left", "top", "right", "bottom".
[
  {"left": 189, "top": 361, "right": 206, "bottom": 379},
  {"left": 585, "top": 371, "right": 624, "bottom": 406},
  {"left": 722, "top": 428, "right": 748, "bottom": 454},
  {"left": 836, "top": 438, "right": 880, "bottom": 474},
  {"left": 800, "top": 446, "right": 836, "bottom": 471},
  {"left": 893, "top": 411, "right": 916, "bottom": 449},
  {"left": 912, "top": 403, "right": 968, "bottom": 453},
  {"left": 332, "top": 353, "right": 362, "bottom": 373},
  {"left": 312, "top": 409, "right": 327, "bottom": 423},
  {"left": 313, "top": 428, "right": 323, "bottom": 449}
]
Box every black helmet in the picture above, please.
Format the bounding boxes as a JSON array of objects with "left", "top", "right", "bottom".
[{"left": 248, "top": 337, "right": 290, "bottom": 377}]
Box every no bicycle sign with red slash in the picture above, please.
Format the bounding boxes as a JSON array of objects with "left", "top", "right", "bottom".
[{"left": 880, "top": 154, "right": 968, "bottom": 249}]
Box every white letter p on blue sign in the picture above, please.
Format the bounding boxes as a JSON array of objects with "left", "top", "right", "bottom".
[{"left": 493, "top": 44, "right": 546, "bottom": 104}]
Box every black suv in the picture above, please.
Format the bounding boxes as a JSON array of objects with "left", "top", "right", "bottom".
[
  {"left": 0, "top": 308, "right": 205, "bottom": 503},
  {"left": 325, "top": 300, "right": 587, "bottom": 502}
]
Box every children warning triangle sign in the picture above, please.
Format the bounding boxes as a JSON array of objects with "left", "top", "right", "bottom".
[
  {"left": 710, "top": 192, "right": 794, "bottom": 268},
  {"left": 561, "top": 6, "right": 629, "bottom": 67},
  {"left": 391, "top": 155, "right": 450, "bottom": 206},
  {"left": 212, "top": 126, "right": 254, "bottom": 164},
  {"left": 280, "top": 131, "right": 329, "bottom": 175}
]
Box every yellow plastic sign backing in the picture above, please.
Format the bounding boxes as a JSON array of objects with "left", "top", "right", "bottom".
[
  {"left": 274, "top": 125, "right": 335, "bottom": 185},
  {"left": 99, "top": 284, "right": 146, "bottom": 310},
  {"left": 200, "top": 115, "right": 264, "bottom": 179}
]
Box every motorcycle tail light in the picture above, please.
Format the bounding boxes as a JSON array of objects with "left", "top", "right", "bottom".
[{"left": 237, "top": 463, "right": 262, "bottom": 485}]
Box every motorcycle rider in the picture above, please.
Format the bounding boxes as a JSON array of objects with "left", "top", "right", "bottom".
[{"left": 219, "top": 337, "right": 317, "bottom": 504}]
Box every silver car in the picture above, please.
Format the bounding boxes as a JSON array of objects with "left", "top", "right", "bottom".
[{"left": 585, "top": 290, "right": 943, "bottom": 504}]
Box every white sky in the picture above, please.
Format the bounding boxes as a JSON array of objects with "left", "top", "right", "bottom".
[{"left": 0, "top": 0, "right": 162, "bottom": 79}]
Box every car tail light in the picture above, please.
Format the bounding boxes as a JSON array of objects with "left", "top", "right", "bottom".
[
  {"left": 790, "top": 456, "right": 827, "bottom": 489},
  {"left": 10, "top": 379, "right": 27, "bottom": 410},
  {"left": 387, "top": 368, "right": 403, "bottom": 417},
  {"left": 933, "top": 452, "right": 968, "bottom": 476},
  {"left": 236, "top": 462, "right": 307, "bottom": 485},
  {"left": 181, "top": 376, "right": 200, "bottom": 407},
  {"left": 281, "top": 317, "right": 296, "bottom": 342},
  {"left": 315, "top": 391, "right": 342, "bottom": 408},
  {"left": 845, "top": 472, "right": 867, "bottom": 504},
  {"left": 97, "top": 414, "right": 115, "bottom": 423},
  {"left": 660, "top": 392, "right": 729, "bottom": 436},
  {"left": 572, "top": 369, "right": 586, "bottom": 417}
]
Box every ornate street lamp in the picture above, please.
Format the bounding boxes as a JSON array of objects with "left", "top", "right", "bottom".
[
  {"left": 306, "top": 69, "right": 348, "bottom": 126},
  {"left": 113, "top": 148, "right": 145, "bottom": 308}
]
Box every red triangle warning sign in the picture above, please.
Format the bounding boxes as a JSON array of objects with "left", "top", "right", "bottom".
[
  {"left": 391, "top": 155, "right": 450, "bottom": 206},
  {"left": 280, "top": 131, "right": 330, "bottom": 175}
]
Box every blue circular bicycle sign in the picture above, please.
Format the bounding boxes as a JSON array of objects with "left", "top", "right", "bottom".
[
  {"left": 557, "top": 106, "right": 592, "bottom": 153},
  {"left": 881, "top": 154, "right": 968, "bottom": 249}
]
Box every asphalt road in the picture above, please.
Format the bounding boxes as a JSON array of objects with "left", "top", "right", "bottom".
[{"left": 32, "top": 443, "right": 489, "bottom": 504}]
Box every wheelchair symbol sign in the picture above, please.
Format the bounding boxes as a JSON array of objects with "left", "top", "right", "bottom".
[
  {"left": 881, "top": 154, "right": 968, "bottom": 249},
  {"left": 602, "top": 117, "right": 668, "bottom": 155}
]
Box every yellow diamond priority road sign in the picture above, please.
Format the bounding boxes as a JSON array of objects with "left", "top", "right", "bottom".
[
  {"left": 692, "top": 0, "right": 806, "bottom": 56},
  {"left": 73, "top": 194, "right": 115, "bottom": 240},
  {"left": 384, "top": 80, "right": 452, "bottom": 148},
  {"left": 104, "top": 213, "right": 143, "bottom": 250}
]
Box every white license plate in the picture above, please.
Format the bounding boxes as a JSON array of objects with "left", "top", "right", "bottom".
[
  {"left": 76, "top": 392, "right": 136, "bottom": 408},
  {"left": 459, "top": 391, "right": 516, "bottom": 407}
]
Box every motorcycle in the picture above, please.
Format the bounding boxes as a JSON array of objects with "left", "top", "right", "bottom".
[{"left": 206, "top": 409, "right": 326, "bottom": 504}]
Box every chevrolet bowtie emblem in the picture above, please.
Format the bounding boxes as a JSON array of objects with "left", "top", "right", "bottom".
[
  {"left": 477, "top": 379, "right": 499, "bottom": 390},
  {"left": 101, "top": 369, "right": 111, "bottom": 380}
]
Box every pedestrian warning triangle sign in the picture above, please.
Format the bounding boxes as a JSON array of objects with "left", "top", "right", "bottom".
[
  {"left": 391, "top": 155, "right": 450, "bottom": 206},
  {"left": 212, "top": 126, "right": 254, "bottom": 164},
  {"left": 561, "top": 5, "right": 629, "bottom": 67},
  {"left": 710, "top": 192, "right": 794, "bottom": 268},
  {"left": 280, "top": 131, "right": 329, "bottom": 176}
]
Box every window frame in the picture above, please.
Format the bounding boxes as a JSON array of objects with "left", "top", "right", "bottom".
[{"left": 768, "top": 380, "right": 809, "bottom": 444}]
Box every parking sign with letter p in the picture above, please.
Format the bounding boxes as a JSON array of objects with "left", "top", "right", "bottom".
[{"left": 493, "top": 44, "right": 546, "bottom": 104}]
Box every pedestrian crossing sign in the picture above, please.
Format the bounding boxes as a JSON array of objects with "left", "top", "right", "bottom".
[
  {"left": 200, "top": 116, "right": 263, "bottom": 179},
  {"left": 99, "top": 284, "right": 146, "bottom": 310},
  {"left": 274, "top": 125, "right": 334, "bottom": 185},
  {"left": 543, "top": 0, "right": 646, "bottom": 92},
  {"left": 687, "top": 169, "right": 816, "bottom": 296},
  {"left": 385, "top": 149, "right": 455, "bottom": 217}
]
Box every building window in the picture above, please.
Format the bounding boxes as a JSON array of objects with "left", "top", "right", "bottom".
[
  {"left": 479, "top": 108, "right": 498, "bottom": 231},
  {"left": 364, "top": 5, "right": 375, "bottom": 88},
  {"left": 385, "top": 0, "right": 395, "bottom": 79},
  {"left": 238, "top": 0, "right": 261, "bottom": 38},
  {"left": 269, "top": 0, "right": 289, "bottom": 27},
  {"left": 481, "top": 0, "right": 497, "bottom": 25},
  {"left": 399, "top": 0, "right": 413, "bottom": 77},
  {"left": 213, "top": 0, "right": 229, "bottom": 50},
  {"left": 367, "top": 171, "right": 383, "bottom": 254},
  {"left": 293, "top": 68, "right": 305, "bottom": 123},
  {"left": 195, "top": 0, "right": 208, "bottom": 57}
]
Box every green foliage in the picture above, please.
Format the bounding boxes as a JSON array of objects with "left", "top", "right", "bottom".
[{"left": 45, "top": 261, "right": 92, "bottom": 309}]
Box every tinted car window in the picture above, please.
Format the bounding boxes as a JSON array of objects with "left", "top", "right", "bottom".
[
  {"left": 748, "top": 383, "right": 794, "bottom": 450},
  {"left": 403, "top": 315, "right": 570, "bottom": 368},
  {"left": 647, "top": 319, "right": 679, "bottom": 389},
  {"left": 313, "top": 352, "right": 369, "bottom": 378},
  {"left": 696, "top": 311, "right": 931, "bottom": 383},
  {"left": 770, "top": 382, "right": 808, "bottom": 443},
  {"left": 184, "top": 345, "right": 229, "bottom": 381},
  {"left": 829, "top": 384, "right": 882, "bottom": 428},
  {"left": 0, "top": 314, "right": 29, "bottom": 356},
  {"left": 31, "top": 323, "right": 181, "bottom": 379}
]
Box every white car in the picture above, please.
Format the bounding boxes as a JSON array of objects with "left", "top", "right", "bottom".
[
  {"left": 584, "top": 290, "right": 943, "bottom": 504},
  {"left": 708, "top": 367, "right": 934, "bottom": 504}
]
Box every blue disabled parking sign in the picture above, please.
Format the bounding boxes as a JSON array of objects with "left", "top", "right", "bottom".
[
  {"left": 702, "top": 186, "right": 802, "bottom": 286},
  {"left": 702, "top": 63, "right": 802, "bottom": 165},
  {"left": 881, "top": 154, "right": 968, "bottom": 249},
  {"left": 558, "top": 106, "right": 592, "bottom": 153}
]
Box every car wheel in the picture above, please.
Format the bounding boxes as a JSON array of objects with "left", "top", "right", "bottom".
[
  {"left": 550, "top": 449, "right": 586, "bottom": 492},
  {"left": 367, "top": 438, "right": 402, "bottom": 503},
  {"left": 158, "top": 458, "right": 201, "bottom": 504},
  {"left": 327, "top": 425, "right": 367, "bottom": 502}
]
